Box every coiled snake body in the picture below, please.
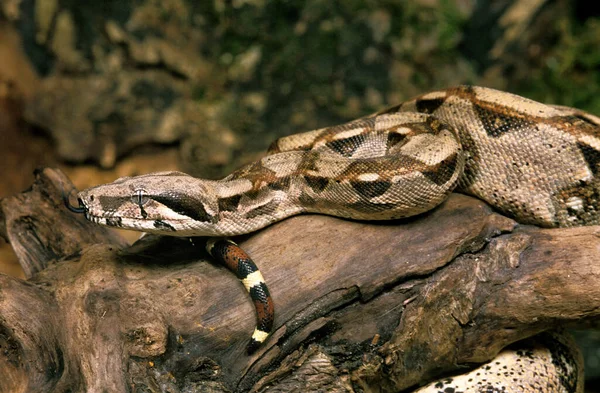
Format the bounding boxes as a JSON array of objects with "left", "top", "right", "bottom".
[{"left": 68, "top": 86, "right": 598, "bottom": 391}]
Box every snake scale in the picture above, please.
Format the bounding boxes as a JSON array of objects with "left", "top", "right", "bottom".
[{"left": 66, "top": 86, "right": 598, "bottom": 392}]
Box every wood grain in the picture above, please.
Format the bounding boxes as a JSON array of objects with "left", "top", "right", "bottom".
[{"left": 0, "top": 168, "right": 598, "bottom": 392}]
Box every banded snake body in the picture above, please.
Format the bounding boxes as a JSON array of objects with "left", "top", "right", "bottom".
[{"left": 67, "top": 86, "right": 598, "bottom": 392}]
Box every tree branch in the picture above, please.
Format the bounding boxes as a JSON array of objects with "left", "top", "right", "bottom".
[{"left": 1, "top": 168, "right": 599, "bottom": 392}]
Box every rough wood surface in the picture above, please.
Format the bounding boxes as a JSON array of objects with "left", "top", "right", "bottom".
[
  {"left": 0, "top": 168, "right": 127, "bottom": 278},
  {"left": 0, "top": 168, "right": 599, "bottom": 392}
]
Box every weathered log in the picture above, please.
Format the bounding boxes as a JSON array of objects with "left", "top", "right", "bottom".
[
  {"left": 0, "top": 168, "right": 127, "bottom": 278},
  {"left": 0, "top": 168, "right": 599, "bottom": 392}
]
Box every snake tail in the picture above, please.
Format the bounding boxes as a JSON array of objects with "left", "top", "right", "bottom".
[{"left": 205, "top": 238, "right": 274, "bottom": 354}]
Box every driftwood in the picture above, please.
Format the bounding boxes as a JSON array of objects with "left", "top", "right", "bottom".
[{"left": 0, "top": 168, "right": 599, "bottom": 393}]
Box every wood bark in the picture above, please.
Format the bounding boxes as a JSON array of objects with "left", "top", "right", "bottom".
[{"left": 0, "top": 168, "right": 599, "bottom": 393}]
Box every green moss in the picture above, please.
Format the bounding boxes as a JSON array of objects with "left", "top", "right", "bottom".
[{"left": 517, "top": 17, "right": 600, "bottom": 113}]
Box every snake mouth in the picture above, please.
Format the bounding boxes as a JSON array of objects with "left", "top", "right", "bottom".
[
  {"left": 83, "top": 211, "right": 125, "bottom": 228},
  {"left": 64, "top": 196, "right": 123, "bottom": 228},
  {"left": 82, "top": 211, "right": 182, "bottom": 232},
  {"left": 83, "top": 212, "right": 103, "bottom": 223}
]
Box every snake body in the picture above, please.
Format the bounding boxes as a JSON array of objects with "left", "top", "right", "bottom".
[{"left": 70, "top": 86, "right": 598, "bottom": 391}]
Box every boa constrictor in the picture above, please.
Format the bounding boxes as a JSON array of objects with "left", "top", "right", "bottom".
[{"left": 67, "top": 86, "right": 597, "bottom": 392}]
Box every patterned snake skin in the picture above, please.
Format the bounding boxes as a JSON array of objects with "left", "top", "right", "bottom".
[{"left": 68, "top": 86, "right": 598, "bottom": 391}]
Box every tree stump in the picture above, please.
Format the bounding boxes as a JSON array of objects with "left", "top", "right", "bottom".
[{"left": 1, "top": 168, "right": 599, "bottom": 392}]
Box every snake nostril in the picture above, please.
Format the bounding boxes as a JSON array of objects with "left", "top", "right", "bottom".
[{"left": 89, "top": 195, "right": 94, "bottom": 201}]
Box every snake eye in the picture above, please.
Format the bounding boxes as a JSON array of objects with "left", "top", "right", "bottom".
[{"left": 132, "top": 188, "right": 149, "bottom": 206}]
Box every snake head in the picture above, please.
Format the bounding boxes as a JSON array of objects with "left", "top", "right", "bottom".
[{"left": 75, "top": 171, "right": 221, "bottom": 236}]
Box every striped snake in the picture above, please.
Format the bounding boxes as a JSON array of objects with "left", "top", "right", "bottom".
[{"left": 66, "top": 86, "right": 598, "bottom": 391}]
